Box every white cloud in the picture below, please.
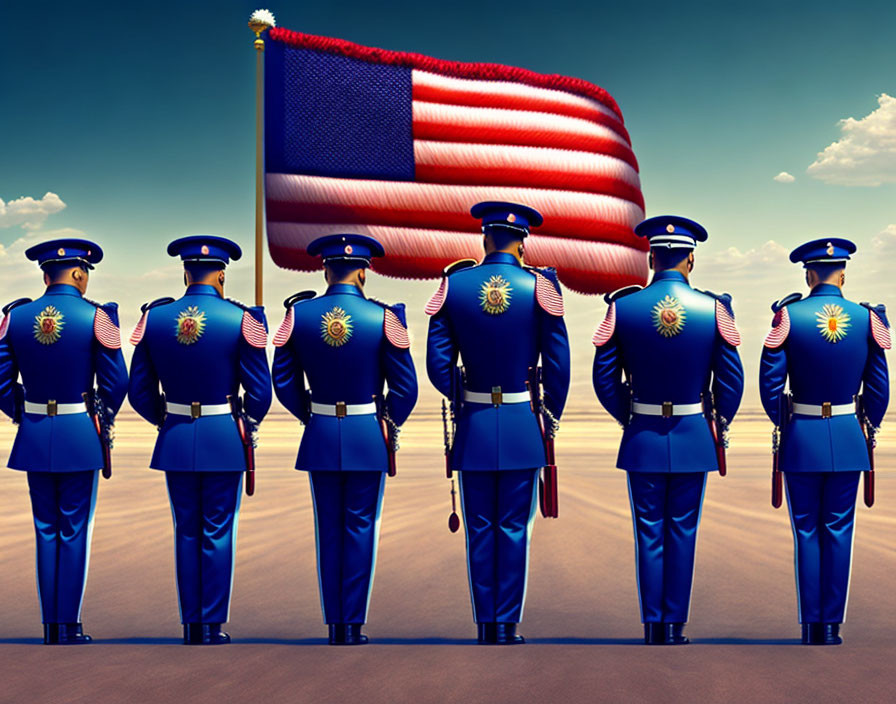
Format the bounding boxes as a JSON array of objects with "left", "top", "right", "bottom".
[
  {"left": 807, "top": 94, "right": 896, "bottom": 186},
  {"left": 0, "top": 192, "right": 66, "bottom": 230},
  {"left": 773, "top": 171, "right": 795, "bottom": 183}
]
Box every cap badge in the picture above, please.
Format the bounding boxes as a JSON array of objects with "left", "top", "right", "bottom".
[
  {"left": 816, "top": 303, "right": 850, "bottom": 343},
  {"left": 57, "top": 248, "right": 66, "bottom": 257},
  {"left": 507, "top": 213, "right": 517, "bottom": 223},
  {"left": 345, "top": 245, "right": 353, "bottom": 255},
  {"left": 480, "top": 275, "right": 513, "bottom": 315},
  {"left": 321, "top": 306, "right": 353, "bottom": 347},
  {"left": 175, "top": 305, "right": 207, "bottom": 345},
  {"left": 666, "top": 224, "right": 675, "bottom": 233},
  {"left": 33, "top": 306, "right": 64, "bottom": 345},
  {"left": 652, "top": 295, "right": 687, "bottom": 337},
  {"left": 826, "top": 242, "right": 834, "bottom": 256},
  {"left": 201, "top": 245, "right": 210, "bottom": 255}
]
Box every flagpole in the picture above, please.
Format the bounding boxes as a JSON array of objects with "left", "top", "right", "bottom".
[{"left": 248, "top": 10, "right": 275, "bottom": 307}]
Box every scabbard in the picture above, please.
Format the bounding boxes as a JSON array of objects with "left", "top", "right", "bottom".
[
  {"left": 381, "top": 417, "right": 397, "bottom": 477},
  {"left": 771, "top": 448, "right": 783, "bottom": 509},
  {"left": 543, "top": 465, "right": 558, "bottom": 518},
  {"left": 864, "top": 470, "right": 874, "bottom": 508},
  {"left": 94, "top": 414, "right": 112, "bottom": 479}
]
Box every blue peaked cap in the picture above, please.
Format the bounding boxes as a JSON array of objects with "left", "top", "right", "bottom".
[
  {"left": 471, "top": 201, "right": 543, "bottom": 237},
  {"left": 635, "top": 215, "right": 708, "bottom": 250},
  {"left": 25, "top": 238, "right": 104, "bottom": 269},
  {"left": 307, "top": 233, "right": 385, "bottom": 267},
  {"left": 167, "top": 235, "right": 242, "bottom": 266},
  {"left": 789, "top": 238, "right": 856, "bottom": 266}
]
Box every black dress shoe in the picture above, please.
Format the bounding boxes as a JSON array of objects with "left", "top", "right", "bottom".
[
  {"left": 643, "top": 623, "right": 665, "bottom": 645},
  {"left": 801, "top": 623, "right": 824, "bottom": 645},
  {"left": 494, "top": 623, "right": 525, "bottom": 645},
  {"left": 201, "top": 624, "right": 231, "bottom": 645},
  {"left": 57, "top": 623, "right": 92, "bottom": 644},
  {"left": 184, "top": 623, "right": 205, "bottom": 645},
  {"left": 822, "top": 623, "right": 842, "bottom": 645},
  {"left": 43, "top": 624, "right": 60, "bottom": 645},
  {"left": 328, "top": 624, "right": 346, "bottom": 645},
  {"left": 664, "top": 623, "right": 689, "bottom": 645},
  {"left": 477, "top": 623, "right": 497, "bottom": 644},
  {"left": 343, "top": 624, "right": 368, "bottom": 645}
]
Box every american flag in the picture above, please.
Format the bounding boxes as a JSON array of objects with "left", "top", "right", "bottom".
[
  {"left": 241, "top": 311, "right": 268, "bottom": 348},
  {"left": 263, "top": 28, "right": 647, "bottom": 294},
  {"left": 94, "top": 307, "right": 122, "bottom": 350}
]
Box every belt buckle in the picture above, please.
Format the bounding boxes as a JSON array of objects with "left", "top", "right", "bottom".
[
  {"left": 662, "top": 401, "right": 673, "bottom": 419},
  {"left": 191, "top": 401, "right": 201, "bottom": 419},
  {"left": 336, "top": 402, "right": 347, "bottom": 418},
  {"left": 47, "top": 400, "right": 57, "bottom": 417},
  {"left": 822, "top": 402, "right": 832, "bottom": 419},
  {"left": 491, "top": 386, "right": 503, "bottom": 406}
]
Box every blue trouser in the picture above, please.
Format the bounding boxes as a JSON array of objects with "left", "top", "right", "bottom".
[
  {"left": 27, "top": 471, "right": 99, "bottom": 624},
  {"left": 308, "top": 471, "right": 386, "bottom": 625},
  {"left": 166, "top": 471, "right": 242, "bottom": 624},
  {"left": 459, "top": 469, "right": 539, "bottom": 624},
  {"left": 784, "top": 471, "right": 860, "bottom": 624},
  {"left": 626, "top": 471, "right": 707, "bottom": 624}
]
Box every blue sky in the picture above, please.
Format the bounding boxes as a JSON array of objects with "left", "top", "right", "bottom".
[{"left": 1, "top": 0, "right": 894, "bottom": 407}]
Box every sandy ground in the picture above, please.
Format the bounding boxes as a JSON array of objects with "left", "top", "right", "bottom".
[{"left": 0, "top": 409, "right": 894, "bottom": 704}]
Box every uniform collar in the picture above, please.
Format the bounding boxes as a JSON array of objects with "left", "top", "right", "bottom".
[
  {"left": 325, "top": 283, "right": 364, "bottom": 297},
  {"left": 44, "top": 283, "right": 83, "bottom": 297},
  {"left": 185, "top": 284, "right": 222, "bottom": 297},
  {"left": 809, "top": 283, "right": 843, "bottom": 298},
  {"left": 482, "top": 251, "right": 522, "bottom": 267},
  {"left": 651, "top": 269, "right": 689, "bottom": 284}
]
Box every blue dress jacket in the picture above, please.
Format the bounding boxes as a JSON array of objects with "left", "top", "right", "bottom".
[
  {"left": 128, "top": 284, "right": 272, "bottom": 471},
  {"left": 593, "top": 270, "right": 744, "bottom": 473},
  {"left": 426, "top": 252, "right": 571, "bottom": 471},
  {"left": 272, "top": 283, "right": 418, "bottom": 472},
  {"left": 759, "top": 284, "right": 890, "bottom": 472},
  {"left": 0, "top": 284, "right": 128, "bottom": 472}
]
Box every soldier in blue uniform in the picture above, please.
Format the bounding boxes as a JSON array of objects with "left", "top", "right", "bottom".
[
  {"left": 426, "top": 201, "right": 571, "bottom": 645},
  {"left": 592, "top": 216, "right": 744, "bottom": 645},
  {"left": 0, "top": 238, "right": 127, "bottom": 644},
  {"left": 272, "top": 234, "right": 417, "bottom": 646},
  {"left": 759, "top": 238, "right": 889, "bottom": 645},
  {"left": 128, "top": 236, "right": 272, "bottom": 645}
]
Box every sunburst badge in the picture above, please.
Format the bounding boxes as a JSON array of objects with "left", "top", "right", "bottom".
[
  {"left": 816, "top": 304, "right": 850, "bottom": 343},
  {"left": 480, "top": 275, "right": 513, "bottom": 315},
  {"left": 652, "top": 295, "right": 687, "bottom": 337},
  {"left": 33, "top": 306, "right": 64, "bottom": 345},
  {"left": 321, "top": 306, "right": 353, "bottom": 347},
  {"left": 175, "top": 305, "right": 206, "bottom": 345}
]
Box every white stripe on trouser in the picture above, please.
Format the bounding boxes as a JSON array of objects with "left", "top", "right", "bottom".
[
  {"left": 842, "top": 477, "right": 859, "bottom": 623},
  {"left": 364, "top": 473, "right": 387, "bottom": 622},
  {"left": 686, "top": 474, "right": 708, "bottom": 622},
  {"left": 76, "top": 471, "right": 100, "bottom": 621},
  {"left": 166, "top": 479, "right": 183, "bottom": 621},
  {"left": 457, "top": 474, "right": 477, "bottom": 623},
  {"left": 784, "top": 475, "right": 802, "bottom": 623},
  {"left": 625, "top": 473, "right": 644, "bottom": 621},
  {"left": 225, "top": 475, "right": 244, "bottom": 623},
  {"left": 308, "top": 475, "right": 327, "bottom": 624},
  {"left": 517, "top": 469, "right": 541, "bottom": 622}
]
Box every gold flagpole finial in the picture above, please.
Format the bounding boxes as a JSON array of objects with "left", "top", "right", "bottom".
[{"left": 249, "top": 9, "right": 276, "bottom": 45}]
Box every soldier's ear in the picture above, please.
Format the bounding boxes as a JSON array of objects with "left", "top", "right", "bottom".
[
  {"left": 687, "top": 253, "right": 695, "bottom": 271},
  {"left": 359, "top": 268, "right": 367, "bottom": 286},
  {"left": 840, "top": 271, "right": 845, "bottom": 287},
  {"left": 648, "top": 251, "right": 654, "bottom": 271},
  {"left": 218, "top": 270, "right": 225, "bottom": 286}
]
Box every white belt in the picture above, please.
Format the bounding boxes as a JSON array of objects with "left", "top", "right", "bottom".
[
  {"left": 166, "top": 402, "right": 232, "bottom": 418},
  {"left": 792, "top": 401, "right": 854, "bottom": 418},
  {"left": 632, "top": 401, "right": 704, "bottom": 417},
  {"left": 24, "top": 401, "right": 87, "bottom": 416},
  {"left": 464, "top": 390, "right": 530, "bottom": 405},
  {"left": 311, "top": 401, "right": 377, "bottom": 417}
]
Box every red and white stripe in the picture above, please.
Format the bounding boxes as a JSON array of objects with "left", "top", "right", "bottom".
[
  {"left": 592, "top": 302, "right": 616, "bottom": 347},
  {"left": 268, "top": 221, "right": 648, "bottom": 295},
  {"left": 0, "top": 314, "right": 9, "bottom": 341},
  {"left": 384, "top": 309, "right": 410, "bottom": 348},
  {"left": 94, "top": 308, "right": 121, "bottom": 349},
  {"left": 425, "top": 277, "right": 448, "bottom": 316},
  {"left": 764, "top": 308, "right": 790, "bottom": 349},
  {"left": 534, "top": 272, "right": 564, "bottom": 316},
  {"left": 241, "top": 311, "right": 267, "bottom": 348},
  {"left": 715, "top": 301, "right": 741, "bottom": 347},
  {"left": 870, "top": 310, "right": 892, "bottom": 349},
  {"left": 273, "top": 307, "right": 295, "bottom": 347},
  {"left": 265, "top": 30, "right": 646, "bottom": 297},
  {"left": 130, "top": 311, "right": 148, "bottom": 345}
]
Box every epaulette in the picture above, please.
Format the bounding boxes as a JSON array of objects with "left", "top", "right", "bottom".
[
  {"left": 380, "top": 301, "right": 410, "bottom": 348},
  {"left": 860, "top": 302, "right": 890, "bottom": 328},
  {"left": 284, "top": 290, "right": 316, "bottom": 309},
  {"left": 603, "top": 285, "right": 642, "bottom": 304},
  {"left": 141, "top": 297, "right": 175, "bottom": 313},
  {"left": 697, "top": 289, "right": 735, "bottom": 317},
  {"left": 525, "top": 266, "right": 565, "bottom": 316},
  {"left": 444, "top": 258, "right": 477, "bottom": 276},
  {"left": 2, "top": 298, "right": 31, "bottom": 315},
  {"left": 698, "top": 290, "right": 741, "bottom": 346},
  {"left": 425, "top": 261, "right": 476, "bottom": 316},
  {"left": 771, "top": 293, "right": 802, "bottom": 313}
]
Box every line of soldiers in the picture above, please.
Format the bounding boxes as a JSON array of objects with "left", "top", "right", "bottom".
[{"left": 0, "top": 202, "right": 888, "bottom": 647}]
